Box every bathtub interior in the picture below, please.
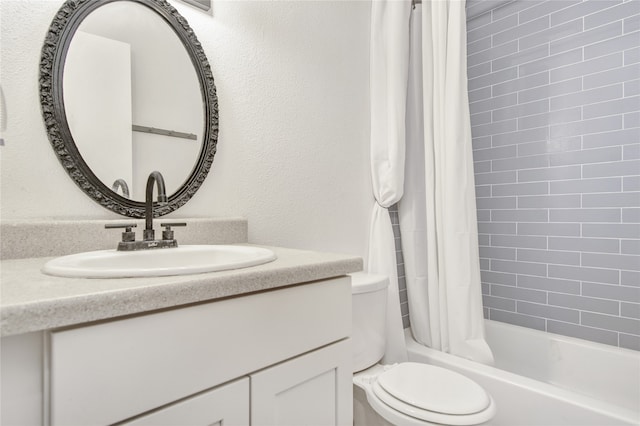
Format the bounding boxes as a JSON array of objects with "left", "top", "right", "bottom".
[
  {"left": 404, "top": 323, "right": 640, "bottom": 426},
  {"left": 483, "top": 320, "right": 640, "bottom": 413}
]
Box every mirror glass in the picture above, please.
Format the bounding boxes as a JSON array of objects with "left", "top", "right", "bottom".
[
  {"left": 64, "top": 2, "right": 203, "bottom": 201},
  {"left": 40, "top": 0, "right": 218, "bottom": 218}
]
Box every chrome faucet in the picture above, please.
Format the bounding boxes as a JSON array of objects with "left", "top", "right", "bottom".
[
  {"left": 144, "top": 171, "right": 168, "bottom": 241},
  {"left": 105, "top": 171, "right": 186, "bottom": 251}
]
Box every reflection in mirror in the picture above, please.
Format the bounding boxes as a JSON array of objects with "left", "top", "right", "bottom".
[
  {"left": 112, "top": 178, "right": 130, "bottom": 198},
  {"left": 178, "top": 0, "right": 211, "bottom": 11},
  {"left": 63, "top": 1, "right": 203, "bottom": 201}
]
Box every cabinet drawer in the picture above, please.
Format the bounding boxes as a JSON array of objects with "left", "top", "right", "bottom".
[{"left": 48, "top": 277, "right": 350, "bottom": 425}]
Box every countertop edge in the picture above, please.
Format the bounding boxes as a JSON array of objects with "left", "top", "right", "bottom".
[{"left": 1, "top": 246, "right": 363, "bottom": 337}]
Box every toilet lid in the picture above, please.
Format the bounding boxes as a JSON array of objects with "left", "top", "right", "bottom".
[
  {"left": 371, "top": 381, "right": 496, "bottom": 425},
  {"left": 376, "top": 363, "right": 491, "bottom": 416}
]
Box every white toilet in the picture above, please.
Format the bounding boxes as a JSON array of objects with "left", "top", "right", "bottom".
[{"left": 350, "top": 272, "right": 496, "bottom": 426}]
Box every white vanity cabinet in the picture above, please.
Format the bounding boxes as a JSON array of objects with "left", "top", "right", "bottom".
[
  {"left": 119, "top": 339, "right": 351, "bottom": 426},
  {"left": 3, "top": 276, "right": 352, "bottom": 425},
  {"left": 122, "top": 337, "right": 352, "bottom": 426}
]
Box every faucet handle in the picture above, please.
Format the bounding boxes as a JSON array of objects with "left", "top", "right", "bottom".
[
  {"left": 160, "top": 222, "right": 187, "bottom": 228},
  {"left": 160, "top": 222, "right": 186, "bottom": 241},
  {"left": 105, "top": 223, "right": 137, "bottom": 242}
]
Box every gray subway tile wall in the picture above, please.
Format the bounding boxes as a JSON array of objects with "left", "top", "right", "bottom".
[
  {"left": 469, "top": 0, "right": 640, "bottom": 350},
  {"left": 389, "top": 205, "right": 411, "bottom": 329}
]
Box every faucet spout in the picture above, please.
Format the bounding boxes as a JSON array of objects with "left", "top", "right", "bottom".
[{"left": 144, "top": 171, "right": 168, "bottom": 241}]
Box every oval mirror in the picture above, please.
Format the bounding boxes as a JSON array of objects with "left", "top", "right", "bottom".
[{"left": 40, "top": 0, "right": 218, "bottom": 218}]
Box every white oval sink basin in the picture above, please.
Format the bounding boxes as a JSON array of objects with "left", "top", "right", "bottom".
[{"left": 43, "top": 245, "right": 277, "bottom": 278}]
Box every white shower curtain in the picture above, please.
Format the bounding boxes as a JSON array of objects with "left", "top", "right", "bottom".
[
  {"left": 399, "top": 0, "right": 494, "bottom": 364},
  {"left": 368, "top": 0, "right": 412, "bottom": 364}
]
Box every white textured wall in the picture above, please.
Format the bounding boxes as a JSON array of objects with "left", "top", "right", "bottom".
[{"left": 0, "top": 0, "right": 372, "bottom": 257}]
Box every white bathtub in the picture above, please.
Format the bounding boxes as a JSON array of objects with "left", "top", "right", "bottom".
[{"left": 405, "top": 320, "right": 640, "bottom": 426}]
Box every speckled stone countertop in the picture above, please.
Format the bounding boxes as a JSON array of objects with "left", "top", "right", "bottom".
[{"left": 0, "top": 246, "right": 362, "bottom": 337}]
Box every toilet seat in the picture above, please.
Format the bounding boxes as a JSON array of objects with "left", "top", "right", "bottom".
[{"left": 356, "top": 363, "right": 496, "bottom": 426}]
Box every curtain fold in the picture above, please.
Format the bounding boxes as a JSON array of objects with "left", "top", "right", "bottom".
[
  {"left": 399, "top": 0, "right": 494, "bottom": 364},
  {"left": 368, "top": 0, "right": 412, "bottom": 364}
]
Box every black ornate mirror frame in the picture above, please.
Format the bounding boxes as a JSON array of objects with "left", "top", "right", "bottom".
[{"left": 40, "top": 0, "right": 218, "bottom": 218}]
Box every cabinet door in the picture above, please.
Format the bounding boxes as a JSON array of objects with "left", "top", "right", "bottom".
[
  {"left": 251, "top": 339, "right": 352, "bottom": 426},
  {"left": 121, "top": 378, "right": 249, "bottom": 426}
]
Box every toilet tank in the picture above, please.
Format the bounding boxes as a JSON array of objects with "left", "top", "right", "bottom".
[{"left": 350, "top": 272, "right": 389, "bottom": 372}]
